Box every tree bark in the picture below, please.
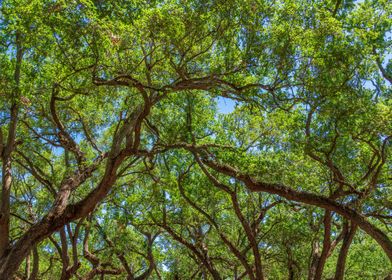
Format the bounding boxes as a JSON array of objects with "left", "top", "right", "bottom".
[
  {"left": 0, "top": 30, "right": 22, "bottom": 256},
  {"left": 308, "top": 240, "right": 320, "bottom": 280},
  {"left": 25, "top": 250, "right": 31, "bottom": 279},
  {"left": 0, "top": 31, "right": 23, "bottom": 258},
  {"left": 0, "top": 147, "right": 14, "bottom": 256},
  {"left": 314, "top": 210, "right": 332, "bottom": 280},
  {"left": 28, "top": 246, "right": 39, "bottom": 280},
  {"left": 334, "top": 223, "right": 357, "bottom": 280}
]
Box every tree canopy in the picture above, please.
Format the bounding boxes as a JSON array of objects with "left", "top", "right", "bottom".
[{"left": 0, "top": 0, "right": 392, "bottom": 279}]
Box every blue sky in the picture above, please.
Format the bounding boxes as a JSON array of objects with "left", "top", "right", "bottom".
[{"left": 217, "top": 96, "right": 236, "bottom": 114}]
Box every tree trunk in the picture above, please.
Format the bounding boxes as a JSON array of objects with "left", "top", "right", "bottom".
[
  {"left": 25, "top": 250, "right": 31, "bottom": 279},
  {"left": 308, "top": 240, "right": 320, "bottom": 280},
  {"left": 314, "top": 211, "right": 332, "bottom": 280},
  {"left": 28, "top": 246, "right": 39, "bottom": 280},
  {"left": 0, "top": 30, "right": 22, "bottom": 258},
  {"left": 334, "top": 223, "right": 357, "bottom": 280},
  {"left": 0, "top": 155, "right": 13, "bottom": 257}
]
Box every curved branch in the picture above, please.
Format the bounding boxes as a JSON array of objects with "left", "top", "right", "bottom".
[{"left": 199, "top": 157, "right": 392, "bottom": 262}]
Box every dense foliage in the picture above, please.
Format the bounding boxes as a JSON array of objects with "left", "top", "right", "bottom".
[{"left": 0, "top": 0, "right": 391, "bottom": 279}]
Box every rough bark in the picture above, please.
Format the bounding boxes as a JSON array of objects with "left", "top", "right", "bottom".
[
  {"left": 0, "top": 30, "right": 22, "bottom": 256},
  {"left": 28, "top": 246, "right": 39, "bottom": 280},
  {"left": 308, "top": 240, "right": 320, "bottom": 280},
  {"left": 0, "top": 87, "right": 21, "bottom": 257},
  {"left": 0, "top": 145, "right": 14, "bottom": 257},
  {"left": 314, "top": 210, "right": 332, "bottom": 280},
  {"left": 334, "top": 223, "right": 357, "bottom": 280}
]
